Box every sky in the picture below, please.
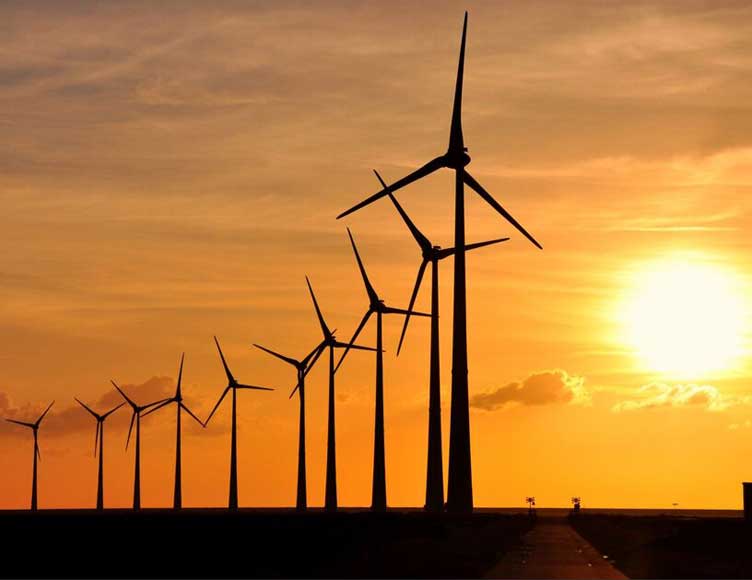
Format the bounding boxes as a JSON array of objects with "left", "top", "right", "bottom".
[{"left": 2, "top": 0, "right": 752, "bottom": 510}]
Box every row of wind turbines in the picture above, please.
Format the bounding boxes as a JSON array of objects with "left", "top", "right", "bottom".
[
  {"left": 5, "top": 11, "right": 541, "bottom": 514},
  {"left": 7, "top": 339, "right": 271, "bottom": 512}
]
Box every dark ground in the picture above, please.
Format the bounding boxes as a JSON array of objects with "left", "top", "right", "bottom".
[
  {"left": 0, "top": 509, "right": 532, "bottom": 579},
  {"left": 571, "top": 513, "right": 752, "bottom": 579}
]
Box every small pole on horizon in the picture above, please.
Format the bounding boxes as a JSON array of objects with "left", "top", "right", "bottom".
[
  {"left": 571, "top": 496, "right": 581, "bottom": 516},
  {"left": 526, "top": 496, "right": 536, "bottom": 518}
]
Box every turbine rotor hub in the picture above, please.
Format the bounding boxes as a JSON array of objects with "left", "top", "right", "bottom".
[
  {"left": 443, "top": 149, "right": 471, "bottom": 169},
  {"left": 425, "top": 246, "right": 441, "bottom": 260}
]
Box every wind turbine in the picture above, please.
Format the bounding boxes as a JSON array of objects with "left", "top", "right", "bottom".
[
  {"left": 5, "top": 401, "right": 54, "bottom": 511},
  {"left": 305, "top": 275, "right": 376, "bottom": 511},
  {"left": 253, "top": 340, "right": 325, "bottom": 511},
  {"left": 336, "top": 13, "right": 542, "bottom": 512},
  {"left": 374, "top": 170, "right": 508, "bottom": 512},
  {"left": 142, "top": 354, "right": 204, "bottom": 509},
  {"left": 111, "top": 380, "right": 170, "bottom": 510},
  {"left": 205, "top": 337, "right": 273, "bottom": 510},
  {"left": 336, "top": 228, "right": 430, "bottom": 511},
  {"left": 74, "top": 397, "right": 125, "bottom": 510}
]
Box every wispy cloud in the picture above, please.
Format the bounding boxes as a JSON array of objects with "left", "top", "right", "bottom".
[{"left": 611, "top": 382, "right": 750, "bottom": 412}]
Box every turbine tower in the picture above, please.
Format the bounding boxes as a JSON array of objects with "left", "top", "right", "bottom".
[
  {"left": 253, "top": 340, "right": 325, "bottom": 511},
  {"left": 305, "top": 275, "right": 376, "bottom": 511},
  {"left": 336, "top": 13, "right": 542, "bottom": 512},
  {"left": 375, "top": 170, "right": 508, "bottom": 512},
  {"left": 142, "top": 354, "right": 204, "bottom": 509},
  {"left": 111, "top": 380, "right": 170, "bottom": 510},
  {"left": 205, "top": 337, "right": 273, "bottom": 510},
  {"left": 5, "top": 401, "right": 54, "bottom": 511},
  {"left": 336, "top": 228, "right": 430, "bottom": 511},
  {"left": 74, "top": 398, "right": 125, "bottom": 510}
]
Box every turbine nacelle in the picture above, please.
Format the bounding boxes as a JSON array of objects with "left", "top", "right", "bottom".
[
  {"left": 422, "top": 244, "right": 445, "bottom": 261},
  {"left": 205, "top": 337, "right": 273, "bottom": 426},
  {"left": 442, "top": 149, "right": 471, "bottom": 169}
]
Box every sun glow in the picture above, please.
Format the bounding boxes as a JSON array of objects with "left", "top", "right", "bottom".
[{"left": 621, "top": 258, "right": 748, "bottom": 378}]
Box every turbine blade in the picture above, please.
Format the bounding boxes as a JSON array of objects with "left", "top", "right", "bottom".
[
  {"left": 464, "top": 237, "right": 510, "bottom": 252},
  {"left": 236, "top": 384, "right": 274, "bottom": 391},
  {"left": 449, "top": 12, "right": 468, "bottom": 151},
  {"left": 94, "top": 422, "right": 100, "bottom": 457},
  {"left": 36, "top": 400, "right": 55, "bottom": 426},
  {"left": 6, "top": 418, "right": 35, "bottom": 428},
  {"left": 438, "top": 237, "right": 509, "bottom": 258},
  {"left": 142, "top": 397, "right": 171, "bottom": 411},
  {"left": 204, "top": 387, "right": 230, "bottom": 426},
  {"left": 125, "top": 412, "right": 136, "bottom": 450},
  {"left": 35, "top": 439, "right": 41, "bottom": 462},
  {"left": 383, "top": 305, "right": 431, "bottom": 317},
  {"left": 253, "top": 343, "right": 299, "bottom": 368},
  {"left": 334, "top": 341, "right": 379, "bottom": 352},
  {"left": 111, "top": 380, "right": 137, "bottom": 409},
  {"left": 301, "top": 340, "right": 326, "bottom": 369},
  {"left": 375, "top": 170, "right": 432, "bottom": 252},
  {"left": 213, "top": 337, "right": 235, "bottom": 384},
  {"left": 337, "top": 156, "right": 445, "bottom": 219},
  {"left": 102, "top": 402, "right": 125, "bottom": 420},
  {"left": 397, "top": 259, "right": 428, "bottom": 356},
  {"left": 289, "top": 380, "right": 302, "bottom": 400},
  {"left": 302, "top": 342, "right": 326, "bottom": 379},
  {"left": 463, "top": 171, "right": 542, "bottom": 250},
  {"left": 305, "top": 276, "right": 331, "bottom": 338},
  {"left": 75, "top": 398, "right": 100, "bottom": 420},
  {"left": 180, "top": 403, "right": 205, "bottom": 427},
  {"left": 176, "top": 352, "right": 185, "bottom": 397},
  {"left": 141, "top": 398, "right": 174, "bottom": 418},
  {"left": 334, "top": 310, "right": 372, "bottom": 374},
  {"left": 347, "top": 228, "right": 379, "bottom": 303}
]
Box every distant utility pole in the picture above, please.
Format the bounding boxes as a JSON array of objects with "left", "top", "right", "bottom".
[
  {"left": 571, "top": 496, "right": 581, "bottom": 515},
  {"left": 526, "top": 496, "right": 536, "bottom": 517}
]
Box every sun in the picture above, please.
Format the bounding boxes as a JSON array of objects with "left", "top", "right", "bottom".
[{"left": 620, "top": 257, "right": 748, "bottom": 378}]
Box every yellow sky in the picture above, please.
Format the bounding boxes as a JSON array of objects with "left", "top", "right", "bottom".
[{"left": 2, "top": 0, "right": 752, "bottom": 509}]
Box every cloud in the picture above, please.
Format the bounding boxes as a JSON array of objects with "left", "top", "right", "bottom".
[
  {"left": 470, "top": 370, "right": 590, "bottom": 411},
  {"left": 729, "top": 420, "right": 752, "bottom": 431},
  {"left": 0, "top": 376, "right": 220, "bottom": 440},
  {"left": 0, "top": 391, "right": 53, "bottom": 431},
  {"left": 611, "top": 383, "right": 747, "bottom": 412},
  {"left": 46, "top": 376, "right": 176, "bottom": 437}
]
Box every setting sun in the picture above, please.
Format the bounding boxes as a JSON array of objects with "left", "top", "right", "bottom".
[{"left": 621, "top": 258, "right": 748, "bottom": 379}]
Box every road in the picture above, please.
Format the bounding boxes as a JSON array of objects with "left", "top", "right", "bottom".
[{"left": 486, "top": 517, "right": 628, "bottom": 579}]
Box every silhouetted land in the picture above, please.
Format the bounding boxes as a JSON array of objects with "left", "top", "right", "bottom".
[
  {"left": 0, "top": 509, "right": 531, "bottom": 578},
  {"left": 571, "top": 513, "right": 751, "bottom": 578}
]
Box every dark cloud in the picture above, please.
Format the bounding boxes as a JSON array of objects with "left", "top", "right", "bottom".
[
  {"left": 470, "top": 369, "right": 589, "bottom": 411},
  {"left": 0, "top": 392, "right": 52, "bottom": 431},
  {"left": 0, "top": 64, "right": 64, "bottom": 88},
  {"left": 0, "top": 376, "right": 220, "bottom": 440}
]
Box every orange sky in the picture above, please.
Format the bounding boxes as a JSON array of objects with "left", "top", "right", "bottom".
[{"left": 2, "top": 0, "right": 752, "bottom": 510}]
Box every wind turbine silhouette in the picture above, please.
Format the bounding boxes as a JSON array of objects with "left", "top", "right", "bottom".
[
  {"left": 253, "top": 340, "right": 325, "bottom": 511},
  {"left": 111, "top": 380, "right": 170, "bottom": 510},
  {"left": 335, "top": 228, "right": 430, "bottom": 511},
  {"left": 305, "top": 275, "right": 376, "bottom": 511},
  {"left": 205, "top": 337, "right": 273, "bottom": 510},
  {"left": 5, "top": 401, "right": 54, "bottom": 511},
  {"left": 337, "top": 12, "right": 542, "bottom": 512},
  {"left": 142, "top": 354, "right": 204, "bottom": 509},
  {"left": 374, "top": 170, "right": 508, "bottom": 512},
  {"left": 74, "top": 397, "right": 125, "bottom": 510}
]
